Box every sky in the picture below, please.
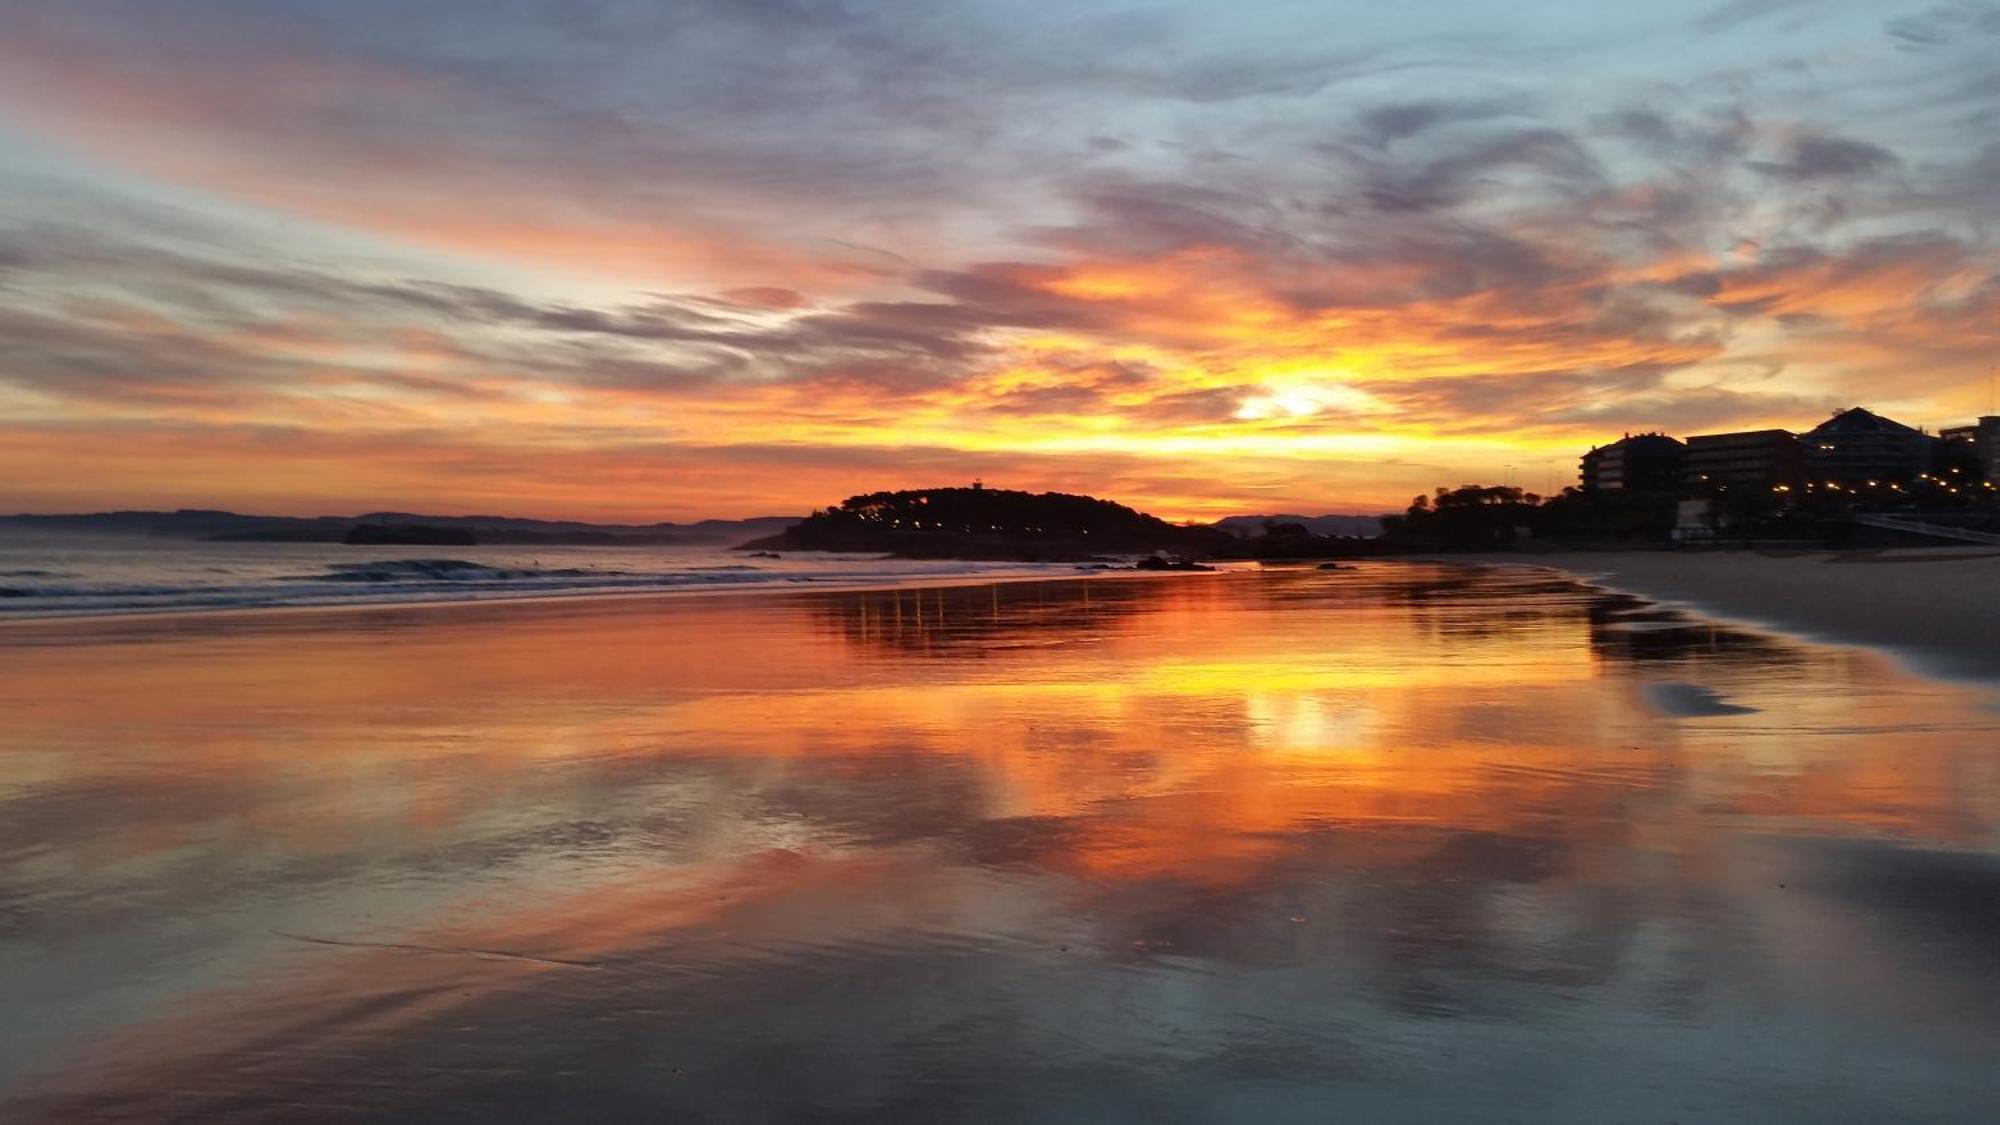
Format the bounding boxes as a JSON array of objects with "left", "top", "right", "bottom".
[{"left": 1, "top": 0, "right": 1997, "bottom": 522}]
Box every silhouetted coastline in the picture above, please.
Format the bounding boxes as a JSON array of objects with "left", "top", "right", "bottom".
[
  {"left": 0, "top": 509, "right": 800, "bottom": 547},
  {"left": 738, "top": 485, "right": 1235, "bottom": 561}
]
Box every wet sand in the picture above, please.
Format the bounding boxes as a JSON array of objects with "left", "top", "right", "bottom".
[
  {"left": 1472, "top": 548, "right": 2000, "bottom": 684},
  {"left": 4, "top": 567, "right": 2000, "bottom": 1121}
]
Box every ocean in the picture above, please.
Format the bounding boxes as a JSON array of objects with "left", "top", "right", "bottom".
[{"left": 0, "top": 532, "right": 1102, "bottom": 619}]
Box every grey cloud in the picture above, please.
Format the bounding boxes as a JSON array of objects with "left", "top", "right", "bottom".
[
  {"left": 1694, "top": 0, "right": 1824, "bottom": 35},
  {"left": 1032, "top": 177, "right": 1295, "bottom": 258},
  {"left": 1708, "top": 232, "right": 1974, "bottom": 314},
  {"left": 1594, "top": 109, "right": 1678, "bottom": 146},
  {"left": 1551, "top": 386, "right": 1832, "bottom": 433},
  {"left": 0, "top": 297, "right": 514, "bottom": 413},
  {"left": 1593, "top": 107, "right": 1756, "bottom": 163},
  {"left": 1360, "top": 127, "right": 1606, "bottom": 213},
  {"left": 1367, "top": 357, "right": 1832, "bottom": 440},
  {"left": 0, "top": 223, "right": 982, "bottom": 401},
  {"left": 1886, "top": 3, "right": 2000, "bottom": 49},
  {"left": 1752, "top": 134, "right": 1900, "bottom": 180},
  {"left": 1358, "top": 99, "right": 1524, "bottom": 148},
  {"left": 1365, "top": 367, "right": 1678, "bottom": 436}
]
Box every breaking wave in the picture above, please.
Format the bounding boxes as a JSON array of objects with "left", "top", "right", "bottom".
[
  {"left": 0, "top": 548, "right": 1083, "bottom": 620},
  {"left": 311, "top": 559, "right": 630, "bottom": 583}
]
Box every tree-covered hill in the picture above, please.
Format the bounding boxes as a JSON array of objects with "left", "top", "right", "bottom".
[{"left": 745, "top": 486, "right": 1230, "bottom": 559}]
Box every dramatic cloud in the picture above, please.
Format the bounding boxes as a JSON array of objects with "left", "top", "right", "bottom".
[{"left": 0, "top": 0, "right": 1997, "bottom": 518}]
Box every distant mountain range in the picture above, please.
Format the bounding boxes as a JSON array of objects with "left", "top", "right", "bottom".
[
  {"left": 1213, "top": 514, "right": 1386, "bottom": 538},
  {"left": 0, "top": 506, "right": 1388, "bottom": 549},
  {"left": 0, "top": 509, "right": 803, "bottom": 546}
]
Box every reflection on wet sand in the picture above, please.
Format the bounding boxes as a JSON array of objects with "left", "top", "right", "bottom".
[
  {"left": 2, "top": 565, "right": 1998, "bottom": 1121},
  {"left": 816, "top": 578, "right": 1162, "bottom": 654}
]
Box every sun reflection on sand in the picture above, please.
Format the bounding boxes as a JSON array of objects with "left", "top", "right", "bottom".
[{"left": 3, "top": 567, "right": 2000, "bottom": 1118}]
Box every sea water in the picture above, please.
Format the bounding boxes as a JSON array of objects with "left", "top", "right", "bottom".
[{"left": 0, "top": 531, "right": 1088, "bottom": 618}]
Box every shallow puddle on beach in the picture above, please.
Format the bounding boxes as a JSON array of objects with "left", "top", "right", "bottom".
[{"left": 3, "top": 563, "right": 1999, "bottom": 1121}]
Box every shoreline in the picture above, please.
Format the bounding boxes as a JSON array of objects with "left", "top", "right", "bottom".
[
  {"left": 10, "top": 546, "right": 1993, "bottom": 693},
  {"left": 0, "top": 565, "right": 1228, "bottom": 634},
  {"left": 1428, "top": 548, "right": 2000, "bottom": 686}
]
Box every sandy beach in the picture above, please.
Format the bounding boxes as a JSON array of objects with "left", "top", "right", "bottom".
[
  {"left": 5, "top": 566, "right": 2000, "bottom": 1120},
  {"left": 1472, "top": 548, "right": 2000, "bottom": 684}
]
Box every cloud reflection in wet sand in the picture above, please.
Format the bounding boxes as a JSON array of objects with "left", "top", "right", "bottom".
[{"left": 2, "top": 565, "right": 1999, "bottom": 1121}]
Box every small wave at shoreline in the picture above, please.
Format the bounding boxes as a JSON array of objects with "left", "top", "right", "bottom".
[
  {"left": 0, "top": 547, "right": 1094, "bottom": 621},
  {"left": 310, "top": 559, "right": 636, "bottom": 583}
]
